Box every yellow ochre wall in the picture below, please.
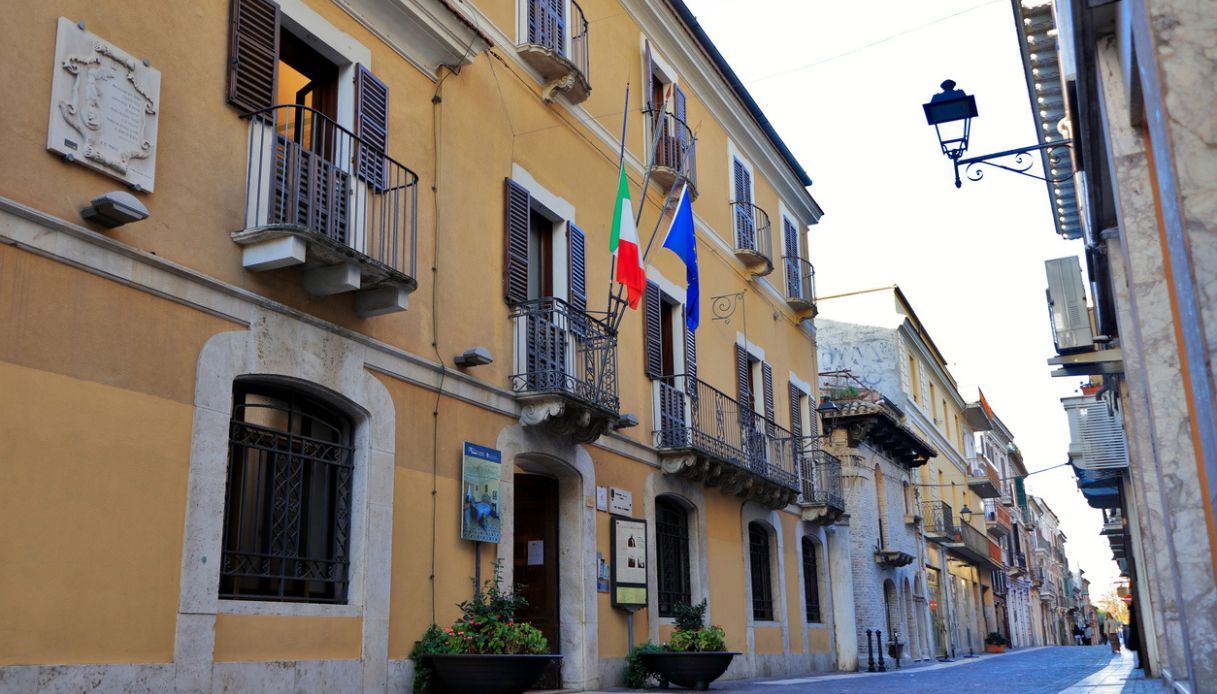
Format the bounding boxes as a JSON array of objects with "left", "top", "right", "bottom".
[{"left": 0, "top": 0, "right": 823, "bottom": 674}]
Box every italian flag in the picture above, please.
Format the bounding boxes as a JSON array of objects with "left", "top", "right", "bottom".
[{"left": 610, "top": 165, "right": 646, "bottom": 308}]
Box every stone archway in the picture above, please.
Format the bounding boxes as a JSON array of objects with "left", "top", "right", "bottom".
[{"left": 495, "top": 425, "right": 598, "bottom": 690}]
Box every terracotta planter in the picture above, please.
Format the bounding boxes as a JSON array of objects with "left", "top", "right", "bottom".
[
  {"left": 984, "top": 644, "right": 1007, "bottom": 653},
  {"left": 639, "top": 651, "right": 739, "bottom": 690},
  {"left": 426, "top": 653, "right": 562, "bottom": 694}
]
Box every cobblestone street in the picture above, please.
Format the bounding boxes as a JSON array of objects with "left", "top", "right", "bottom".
[{"left": 604, "top": 647, "right": 1163, "bottom": 694}]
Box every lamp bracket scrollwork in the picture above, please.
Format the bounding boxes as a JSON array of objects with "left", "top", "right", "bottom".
[{"left": 954, "top": 140, "right": 1074, "bottom": 187}]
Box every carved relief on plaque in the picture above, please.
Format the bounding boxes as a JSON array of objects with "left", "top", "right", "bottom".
[{"left": 46, "top": 17, "right": 161, "bottom": 192}]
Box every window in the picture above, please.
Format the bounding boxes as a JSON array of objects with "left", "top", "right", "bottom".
[
  {"left": 732, "top": 157, "right": 756, "bottom": 249},
  {"left": 220, "top": 382, "right": 354, "bottom": 603},
  {"left": 644, "top": 281, "right": 695, "bottom": 382},
  {"left": 801, "top": 536, "right": 821, "bottom": 622},
  {"left": 656, "top": 497, "right": 692, "bottom": 617},
  {"left": 748, "top": 522, "right": 774, "bottom": 621}
]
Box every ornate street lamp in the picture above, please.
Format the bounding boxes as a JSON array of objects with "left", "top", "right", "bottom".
[
  {"left": 959, "top": 504, "right": 974, "bottom": 524},
  {"left": 922, "top": 79, "right": 1072, "bottom": 188}
]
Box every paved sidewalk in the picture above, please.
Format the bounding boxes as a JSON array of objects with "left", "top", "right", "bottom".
[
  {"left": 592, "top": 645, "right": 1168, "bottom": 693},
  {"left": 1058, "top": 649, "right": 1164, "bottom": 693}
]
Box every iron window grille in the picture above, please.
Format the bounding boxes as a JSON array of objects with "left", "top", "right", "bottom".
[
  {"left": 749, "top": 522, "right": 774, "bottom": 621},
  {"left": 656, "top": 497, "right": 692, "bottom": 617},
  {"left": 802, "top": 536, "right": 821, "bottom": 623},
  {"left": 219, "top": 382, "right": 354, "bottom": 603}
]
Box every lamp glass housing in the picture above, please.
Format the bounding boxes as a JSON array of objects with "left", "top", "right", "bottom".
[{"left": 923, "top": 80, "right": 978, "bottom": 160}]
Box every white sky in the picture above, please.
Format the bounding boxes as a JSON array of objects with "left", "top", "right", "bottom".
[{"left": 683, "top": 0, "right": 1118, "bottom": 593}]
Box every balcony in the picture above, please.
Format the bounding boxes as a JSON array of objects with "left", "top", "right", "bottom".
[
  {"left": 967, "top": 457, "right": 1002, "bottom": 498},
  {"left": 984, "top": 499, "right": 1012, "bottom": 537},
  {"left": 1031, "top": 568, "right": 1045, "bottom": 587},
  {"left": 234, "top": 105, "right": 419, "bottom": 316},
  {"left": 922, "top": 500, "right": 957, "bottom": 543},
  {"left": 645, "top": 108, "right": 697, "bottom": 199},
  {"left": 517, "top": 0, "right": 590, "bottom": 104},
  {"left": 1101, "top": 508, "right": 1125, "bottom": 536},
  {"left": 730, "top": 201, "right": 773, "bottom": 276},
  {"left": 782, "top": 256, "right": 817, "bottom": 316},
  {"left": 792, "top": 442, "right": 844, "bottom": 525},
  {"left": 1010, "top": 551, "right": 1028, "bottom": 576},
  {"left": 946, "top": 521, "right": 997, "bottom": 567},
  {"left": 988, "top": 537, "right": 1004, "bottom": 567},
  {"left": 511, "top": 297, "right": 619, "bottom": 443},
  {"left": 654, "top": 374, "right": 800, "bottom": 508}
]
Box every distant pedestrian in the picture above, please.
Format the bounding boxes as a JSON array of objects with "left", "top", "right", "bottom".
[
  {"left": 1084, "top": 623, "right": 1094, "bottom": 645},
  {"left": 1104, "top": 617, "right": 1121, "bottom": 653}
]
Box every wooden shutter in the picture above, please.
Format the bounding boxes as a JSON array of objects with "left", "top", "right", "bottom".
[
  {"left": 644, "top": 281, "right": 662, "bottom": 379},
  {"left": 783, "top": 218, "right": 800, "bottom": 297},
  {"left": 567, "top": 222, "right": 587, "bottom": 315},
  {"left": 504, "top": 179, "right": 531, "bottom": 305},
  {"left": 762, "top": 362, "right": 775, "bottom": 434},
  {"left": 683, "top": 312, "right": 696, "bottom": 382},
  {"left": 227, "top": 0, "right": 280, "bottom": 114},
  {"left": 733, "top": 159, "right": 754, "bottom": 249},
  {"left": 354, "top": 64, "right": 389, "bottom": 189},
  {"left": 643, "top": 41, "right": 654, "bottom": 111},
  {"left": 789, "top": 383, "right": 803, "bottom": 440},
  {"left": 735, "top": 343, "right": 750, "bottom": 411},
  {"left": 733, "top": 159, "right": 752, "bottom": 204}
]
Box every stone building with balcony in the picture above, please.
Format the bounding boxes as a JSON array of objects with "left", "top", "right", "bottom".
[
  {"left": 816, "top": 372, "right": 938, "bottom": 667},
  {"left": 815, "top": 285, "right": 1000, "bottom": 660},
  {"left": 0, "top": 0, "right": 830, "bottom": 690}
]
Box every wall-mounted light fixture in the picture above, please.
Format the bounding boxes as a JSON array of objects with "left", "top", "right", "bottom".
[
  {"left": 81, "top": 191, "right": 149, "bottom": 228},
  {"left": 923, "top": 79, "right": 1072, "bottom": 188},
  {"left": 453, "top": 347, "right": 493, "bottom": 368}
]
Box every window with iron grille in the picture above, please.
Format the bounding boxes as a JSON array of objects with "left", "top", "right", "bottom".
[
  {"left": 656, "top": 497, "right": 691, "bottom": 617},
  {"left": 801, "top": 536, "right": 821, "bottom": 622},
  {"left": 220, "top": 382, "right": 354, "bottom": 603},
  {"left": 749, "top": 522, "right": 774, "bottom": 621}
]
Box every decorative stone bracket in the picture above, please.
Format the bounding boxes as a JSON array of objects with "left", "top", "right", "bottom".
[
  {"left": 659, "top": 452, "right": 798, "bottom": 509},
  {"left": 874, "top": 549, "right": 916, "bottom": 568},
  {"left": 800, "top": 501, "right": 846, "bottom": 526},
  {"left": 519, "top": 395, "right": 613, "bottom": 444}
]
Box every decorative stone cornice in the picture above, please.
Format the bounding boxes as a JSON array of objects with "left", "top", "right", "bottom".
[{"left": 659, "top": 451, "right": 798, "bottom": 509}]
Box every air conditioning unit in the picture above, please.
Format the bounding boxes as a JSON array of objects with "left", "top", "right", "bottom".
[
  {"left": 1062, "top": 395, "right": 1129, "bottom": 470},
  {"left": 1045, "top": 256, "right": 1093, "bottom": 353}
]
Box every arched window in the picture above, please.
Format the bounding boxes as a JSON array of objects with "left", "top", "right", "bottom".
[
  {"left": 748, "top": 521, "right": 774, "bottom": 621},
  {"left": 656, "top": 496, "right": 691, "bottom": 617},
  {"left": 220, "top": 381, "right": 354, "bottom": 603},
  {"left": 801, "top": 536, "right": 821, "bottom": 622}
]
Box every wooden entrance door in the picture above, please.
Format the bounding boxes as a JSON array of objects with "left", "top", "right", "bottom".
[{"left": 513, "top": 474, "right": 561, "bottom": 687}]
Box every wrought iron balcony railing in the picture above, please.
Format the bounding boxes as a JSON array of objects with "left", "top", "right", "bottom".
[
  {"left": 948, "top": 521, "right": 997, "bottom": 566},
  {"left": 922, "top": 499, "right": 957, "bottom": 542},
  {"left": 237, "top": 105, "right": 419, "bottom": 299},
  {"left": 793, "top": 442, "right": 844, "bottom": 511},
  {"left": 730, "top": 201, "right": 772, "bottom": 273},
  {"left": 644, "top": 108, "right": 697, "bottom": 196},
  {"left": 511, "top": 296, "right": 619, "bottom": 419},
  {"left": 782, "top": 255, "right": 816, "bottom": 314},
  {"left": 654, "top": 374, "right": 798, "bottom": 492},
  {"left": 519, "top": 0, "right": 590, "bottom": 103},
  {"left": 984, "top": 499, "right": 1012, "bottom": 536},
  {"left": 967, "top": 457, "right": 1002, "bottom": 498}
]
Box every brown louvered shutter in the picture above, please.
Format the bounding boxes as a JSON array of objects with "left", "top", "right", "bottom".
[
  {"left": 504, "top": 179, "right": 530, "bottom": 305},
  {"left": 683, "top": 312, "right": 696, "bottom": 382},
  {"left": 735, "top": 343, "right": 750, "bottom": 412},
  {"left": 789, "top": 383, "right": 803, "bottom": 440},
  {"left": 354, "top": 64, "right": 389, "bottom": 189},
  {"left": 762, "top": 362, "right": 775, "bottom": 434},
  {"left": 644, "top": 281, "right": 662, "bottom": 379},
  {"left": 643, "top": 41, "right": 654, "bottom": 111},
  {"left": 227, "top": 0, "right": 280, "bottom": 114},
  {"left": 784, "top": 218, "right": 800, "bottom": 297},
  {"left": 567, "top": 222, "right": 587, "bottom": 315}
]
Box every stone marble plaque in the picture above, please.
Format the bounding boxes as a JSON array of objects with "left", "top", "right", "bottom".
[{"left": 46, "top": 17, "right": 161, "bottom": 192}]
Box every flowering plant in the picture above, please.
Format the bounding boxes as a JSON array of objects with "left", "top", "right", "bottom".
[
  {"left": 666, "top": 600, "right": 726, "bottom": 653},
  {"left": 410, "top": 563, "right": 548, "bottom": 693}
]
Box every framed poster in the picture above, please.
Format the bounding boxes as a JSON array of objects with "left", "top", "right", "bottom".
[
  {"left": 460, "top": 442, "right": 502, "bottom": 543},
  {"left": 610, "top": 515, "right": 648, "bottom": 608}
]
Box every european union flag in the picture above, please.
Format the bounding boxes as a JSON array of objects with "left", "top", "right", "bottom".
[{"left": 662, "top": 184, "right": 698, "bottom": 331}]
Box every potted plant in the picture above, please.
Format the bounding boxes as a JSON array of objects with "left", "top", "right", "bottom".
[
  {"left": 410, "top": 564, "right": 561, "bottom": 694},
  {"left": 635, "top": 600, "right": 738, "bottom": 690},
  {"left": 984, "top": 631, "right": 1009, "bottom": 653}
]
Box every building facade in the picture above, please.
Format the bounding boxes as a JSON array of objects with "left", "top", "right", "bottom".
[
  {"left": 816, "top": 286, "right": 1003, "bottom": 660},
  {"left": 0, "top": 1, "right": 842, "bottom": 690},
  {"left": 1011, "top": 1, "right": 1217, "bottom": 689}
]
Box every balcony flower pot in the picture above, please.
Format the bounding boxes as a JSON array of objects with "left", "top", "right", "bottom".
[
  {"left": 427, "top": 653, "right": 563, "bottom": 694},
  {"left": 984, "top": 644, "right": 1007, "bottom": 653},
  {"left": 638, "top": 651, "right": 738, "bottom": 691}
]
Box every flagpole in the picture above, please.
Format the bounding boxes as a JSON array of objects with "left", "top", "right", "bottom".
[
  {"left": 608, "top": 86, "right": 680, "bottom": 330},
  {"left": 606, "top": 83, "right": 630, "bottom": 310}
]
